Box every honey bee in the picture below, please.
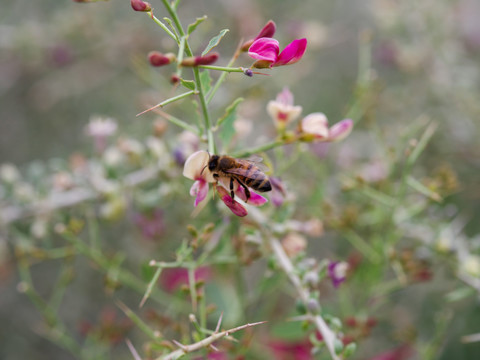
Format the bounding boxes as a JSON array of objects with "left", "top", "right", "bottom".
[{"left": 204, "top": 154, "right": 272, "bottom": 202}]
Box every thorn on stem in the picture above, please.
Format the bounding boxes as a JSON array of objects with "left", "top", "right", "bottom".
[{"left": 215, "top": 312, "right": 224, "bottom": 333}]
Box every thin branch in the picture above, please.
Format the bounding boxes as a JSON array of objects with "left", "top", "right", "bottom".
[
  {"left": 126, "top": 339, "right": 143, "bottom": 360},
  {"left": 158, "top": 320, "right": 267, "bottom": 360},
  {"left": 269, "top": 237, "right": 341, "bottom": 360}
]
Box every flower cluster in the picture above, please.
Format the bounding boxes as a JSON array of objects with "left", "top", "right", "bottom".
[
  {"left": 183, "top": 151, "right": 268, "bottom": 217},
  {"left": 267, "top": 88, "right": 353, "bottom": 142}
]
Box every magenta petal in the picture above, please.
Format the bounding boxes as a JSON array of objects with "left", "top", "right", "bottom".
[
  {"left": 235, "top": 187, "right": 267, "bottom": 206},
  {"left": 221, "top": 195, "right": 248, "bottom": 217},
  {"left": 275, "top": 38, "right": 307, "bottom": 66},
  {"left": 247, "top": 191, "right": 268, "bottom": 206},
  {"left": 255, "top": 20, "right": 276, "bottom": 39},
  {"left": 190, "top": 179, "right": 208, "bottom": 207},
  {"left": 248, "top": 38, "right": 280, "bottom": 63}
]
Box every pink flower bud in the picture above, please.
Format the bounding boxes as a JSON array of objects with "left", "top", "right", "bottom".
[
  {"left": 131, "top": 0, "right": 151, "bottom": 12},
  {"left": 181, "top": 53, "right": 219, "bottom": 67},
  {"left": 148, "top": 51, "right": 176, "bottom": 67},
  {"left": 241, "top": 20, "right": 276, "bottom": 51}
]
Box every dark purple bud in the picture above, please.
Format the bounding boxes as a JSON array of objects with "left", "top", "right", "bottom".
[{"left": 244, "top": 68, "right": 253, "bottom": 77}]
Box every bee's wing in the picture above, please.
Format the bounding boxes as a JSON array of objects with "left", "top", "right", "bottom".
[
  {"left": 246, "top": 155, "right": 263, "bottom": 163},
  {"left": 224, "top": 166, "right": 260, "bottom": 179},
  {"left": 243, "top": 156, "right": 269, "bottom": 172}
]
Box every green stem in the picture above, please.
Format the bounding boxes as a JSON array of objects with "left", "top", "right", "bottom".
[
  {"left": 161, "top": 0, "right": 216, "bottom": 154},
  {"left": 232, "top": 139, "right": 285, "bottom": 158},
  {"left": 148, "top": 12, "right": 178, "bottom": 42},
  {"left": 199, "top": 65, "right": 244, "bottom": 73}
]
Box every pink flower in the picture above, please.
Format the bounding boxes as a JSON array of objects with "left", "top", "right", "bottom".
[
  {"left": 328, "top": 261, "right": 349, "bottom": 288},
  {"left": 248, "top": 37, "right": 307, "bottom": 68},
  {"left": 183, "top": 151, "right": 215, "bottom": 207},
  {"left": 301, "top": 113, "right": 353, "bottom": 142},
  {"left": 267, "top": 88, "right": 303, "bottom": 130},
  {"left": 241, "top": 20, "right": 277, "bottom": 51},
  {"left": 183, "top": 151, "right": 268, "bottom": 217}
]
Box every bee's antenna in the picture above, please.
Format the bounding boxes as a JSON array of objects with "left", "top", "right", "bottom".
[{"left": 201, "top": 150, "right": 212, "bottom": 175}]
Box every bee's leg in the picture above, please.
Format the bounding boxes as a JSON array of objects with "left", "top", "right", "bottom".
[
  {"left": 230, "top": 177, "right": 235, "bottom": 199},
  {"left": 237, "top": 179, "right": 251, "bottom": 202}
]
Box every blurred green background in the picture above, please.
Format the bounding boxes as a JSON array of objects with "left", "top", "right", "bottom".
[{"left": 1, "top": 0, "right": 480, "bottom": 359}]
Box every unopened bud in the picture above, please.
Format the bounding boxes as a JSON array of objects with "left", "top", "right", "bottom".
[
  {"left": 170, "top": 74, "right": 180, "bottom": 84},
  {"left": 244, "top": 68, "right": 253, "bottom": 77},
  {"left": 131, "top": 0, "right": 151, "bottom": 12},
  {"left": 181, "top": 53, "right": 219, "bottom": 67},
  {"left": 148, "top": 51, "right": 176, "bottom": 67},
  {"left": 241, "top": 20, "right": 276, "bottom": 51}
]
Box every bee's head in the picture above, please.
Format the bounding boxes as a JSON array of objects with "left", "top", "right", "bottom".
[{"left": 208, "top": 155, "right": 219, "bottom": 171}]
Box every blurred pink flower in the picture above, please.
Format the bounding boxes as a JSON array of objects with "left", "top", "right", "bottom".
[
  {"left": 269, "top": 339, "right": 312, "bottom": 360},
  {"left": 300, "top": 113, "right": 353, "bottom": 142},
  {"left": 248, "top": 38, "right": 307, "bottom": 68},
  {"left": 132, "top": 209, "right": 165, "bottom": 240},
  {"left": 85, "top": 116, "right": 118, "bottom": 153},
  {"left": 370, "top": 345, "right": 414, "bottom": 360},
  {"left": 267, "top": 88, "right": 303, "bottom": 130},
  {"left": 328, "top": 261, "right": 349, "bottom": 288},
  {"left": 269, "top": 177, "right": 287, "bottom": 207},
  {"left": 241, "top": 20, "right": 277, "bottom": 51},
  {"left": 161, "top": 267, "right": 212, "bottom": 292}
]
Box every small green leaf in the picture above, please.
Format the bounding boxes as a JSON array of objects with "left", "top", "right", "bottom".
[
  {"left": 199, "top": 70, "right": 212, "bottom": 94},
  {"left": 163, "top": 17, "right": 176, "bottom": 35},
  {"left": 187, "top": 15, "right": 207, "bottom": 35},
  {"left": 202, "top": 29, "right": 229, "bottom": 56},
  {"left": 217, "top": 97, "right": 243, "bottom": 146},
  {"left": 180, "top": 79, "right": 196, "bottom": 91}
]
